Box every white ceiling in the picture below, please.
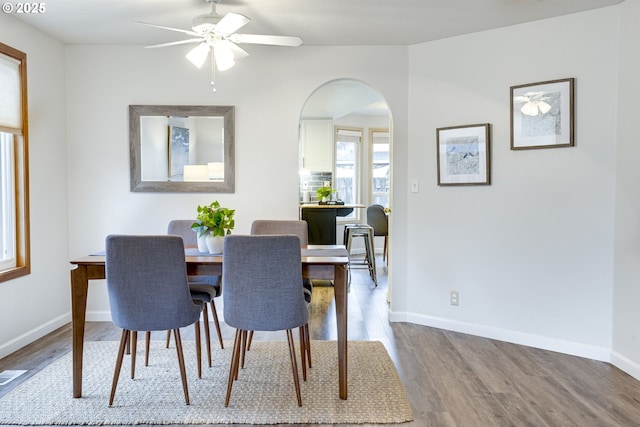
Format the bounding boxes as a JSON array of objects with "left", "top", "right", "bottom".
[
  {"left": 12, "top": 0, "right": 622, "bottom": 47},
  {"left": 10, "top": 0, "right": 622, "bottom": 118}
]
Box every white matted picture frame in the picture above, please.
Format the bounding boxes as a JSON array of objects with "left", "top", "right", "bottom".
[
  {"left": 436, "top": 123, "right": 491, "bottom": 186},
  {"left": 510, "top": 78, "right": 574, "bottom": 150}
]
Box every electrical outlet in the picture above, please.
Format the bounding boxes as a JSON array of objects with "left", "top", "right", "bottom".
[
  {"left": 450, "top": 291, "right": 459, "bottom": 306},
  {"left": 411, "top": 178, "right": 419, "bottom": 193}
]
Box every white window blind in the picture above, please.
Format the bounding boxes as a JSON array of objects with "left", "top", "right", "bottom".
[{"left": 0, "top": 54, "right": 21, "bottom": 132}]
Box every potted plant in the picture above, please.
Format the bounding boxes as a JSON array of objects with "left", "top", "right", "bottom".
[
  {"left": 191, "top": 200, "right": 235, "bottom": 254},
  {"left": 316, "top": 186, "right": 336, "bottom": 203}
]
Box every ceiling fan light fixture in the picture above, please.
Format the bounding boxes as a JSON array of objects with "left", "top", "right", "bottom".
[
  {"left": 186, "top": 43, "right": 210, "bottom": 68},
  {"left": 214, "top": 46, "right": 235, "bottom": 71}
]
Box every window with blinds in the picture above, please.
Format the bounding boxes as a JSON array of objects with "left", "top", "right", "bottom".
[{"left": 0, "top": 42, "right": 30, "bottom": 282}]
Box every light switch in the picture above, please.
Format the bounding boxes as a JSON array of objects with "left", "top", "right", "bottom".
[{"left": 411, "top": 178, "right": 419, "bottom": 193}]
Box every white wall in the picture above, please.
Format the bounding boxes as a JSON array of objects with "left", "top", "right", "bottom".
[
  {"left": 2, "top": 3, "right": 639, "bottom": 382},
  {"left": 63, "top": 45, "right": 409, "bottom": 319},
  {"left": 395, "top": 6, "right": 620, "bottom": 362},
  {"left": 612, "top": 0, "right": 640, "bottom": 380},
  {"left": 0, "top": 15, "right": 70, "bottom": 357}
]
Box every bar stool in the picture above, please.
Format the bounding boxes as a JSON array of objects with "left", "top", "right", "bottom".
[{"left": 344, "top": 224, "right": 377, "bottom": 286}]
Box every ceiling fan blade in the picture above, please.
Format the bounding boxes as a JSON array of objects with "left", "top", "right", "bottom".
[
  {"left": 229, "top": 33, "right": 303, "bottom": 47},
  {"left": 215, "top": 12, "right": 251, "bottom": 36},
  {"left": 137, "top": 21, "right": 200, "bottom": 37},
  {"left": 145, "top": 38, "right": 204, "bottom": 49}
]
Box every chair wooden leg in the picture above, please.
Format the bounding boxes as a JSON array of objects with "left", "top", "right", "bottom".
[
  {"left": 194, "top": 320, "right": 202, "bottom": 379},
  {"left": 201, "top": 304, "right": 212, "bottom": 367},
  {"left": 173, "top": 328, "right": 190, "bottom": 405},
  {"left": 125, "top": 332, "right": 131, "bottom": 355},
  {"left": 210, "top": 300, "right": 224, "bottom": 349},
  {"left": 299, "top": 326, "right": 307, "bottom": 381},
  {"left": 304, "top": 323, "right": 312, "bottom": 368},
  {"left": 286, "top": 329, "right": 302, "bottom": 406},
  {"left": 130, "top": 331, "right": 137, "bottom": 379},
  {"left": 236, "top": 331, "right": 248, "bottom": 372},
  {"left": 109, "top": 330, "right": 129, "bottom": 406},
  {"left": 225, "top": 329, "right": 242, "bottom": 407},
  {"left": 165, "top": 330, "right": 171, "bottom": 348},
  {"left": 246, "top": 330, "right": 254, "bottom": 351},
  {"left": 144, "top": 331, "right": 151, "bottom": 366}
]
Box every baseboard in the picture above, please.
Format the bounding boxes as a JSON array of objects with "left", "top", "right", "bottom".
[
  {"left": 86, "top": 310, "right": 112, "bottom": 322},
  {"left": 611, "top": 350, "right": 640, "bottom": 382},
  {"left": 0, "top": 313, "right": 70, "bottom": 359},
  {"left": 388, "top": 310, "right": 612, "bottom": 363}
]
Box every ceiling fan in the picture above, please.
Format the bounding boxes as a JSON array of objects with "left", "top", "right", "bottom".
[{"left": 139, "top": 0, "right": 303, "bottom": 91}]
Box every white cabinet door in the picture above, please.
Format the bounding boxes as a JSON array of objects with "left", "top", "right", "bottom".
[{"left": 300, "top": 119, "right": 333, "bottom": 172}]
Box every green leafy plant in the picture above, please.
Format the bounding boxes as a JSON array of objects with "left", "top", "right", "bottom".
[
  {"left": 316, "top": 186, "right": 336, "bottom": 200},
  {"left": 191, "top": 201, "right": 235, "bottom": 237}
]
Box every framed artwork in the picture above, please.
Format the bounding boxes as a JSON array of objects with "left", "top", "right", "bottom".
[
  {"left": 436, "top": 123, "right": 491, "bottom": 186},
  {"left": 168, "top": 125, "right": 190, "bottom": 178},
  {"left": 510, "top": 78, "right": 574, "bottom": 150}
]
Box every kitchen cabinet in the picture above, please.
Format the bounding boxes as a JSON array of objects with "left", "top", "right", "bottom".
[{"left": 300, "top": 119, "right": 333, "bottom": 172}]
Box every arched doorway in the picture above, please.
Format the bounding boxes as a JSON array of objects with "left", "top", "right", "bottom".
[{"left": 298, "top": 78, "right": 393, "bottom": 291}]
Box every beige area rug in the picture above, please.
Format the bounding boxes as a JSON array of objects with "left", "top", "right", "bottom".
[{"left": 0, "top": 340, "right": 413, "bottom": 425}]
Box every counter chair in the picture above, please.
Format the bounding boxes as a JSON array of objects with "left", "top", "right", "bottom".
[
  {"left": 344, "top": 224, "right": 377, "bottom": 286},
  {"left": 105, "top": 235, "right": 203, "bottom": 406},
  {"left": 367, "top": 204, "right": 389, "bottom": 262},
  {"left": 222, "top": 235, "right": 309, "bottom": 407}
]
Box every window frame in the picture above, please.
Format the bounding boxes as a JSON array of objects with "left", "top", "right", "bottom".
[
  {"left": 369, "top": 128, "right": 390, "bottom": 208},
  {"left": 334, "top": 126, "right": 362, "bottom": 222},
  {"left": 0, "top": 42, "right": 30, "bottom": 283}
]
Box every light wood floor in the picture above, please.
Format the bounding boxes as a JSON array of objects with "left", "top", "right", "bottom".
[{"left": 2, "top": 255, "right": 640, "bottom": 426}]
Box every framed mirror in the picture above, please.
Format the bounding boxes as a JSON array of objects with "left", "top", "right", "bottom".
[{"left": 129, "top": 105, "right": 235, "bottom": 192}]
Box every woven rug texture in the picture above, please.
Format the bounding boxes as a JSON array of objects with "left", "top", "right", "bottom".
[{"left": 0, "top": 340, "right": 413, "bottom": 425}]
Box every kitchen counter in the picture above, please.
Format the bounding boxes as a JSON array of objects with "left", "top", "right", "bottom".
[{"left": 299, "top": 203, "right": 366, "bottom": 244}]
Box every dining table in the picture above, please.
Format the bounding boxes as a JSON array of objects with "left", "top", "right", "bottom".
[{"left": 69, "top": 244, "right": 350, "bottom": 399}]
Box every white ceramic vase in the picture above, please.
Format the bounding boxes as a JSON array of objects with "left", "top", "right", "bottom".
[
  {"left": 206, "top": 234, "right": 224, "bottom": 254},
  {"left": 196, "top": 232, "right": 209, "bottom": 252}
]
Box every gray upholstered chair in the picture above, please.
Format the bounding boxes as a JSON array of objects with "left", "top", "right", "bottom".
[
  {"left": 105, "top": 235, "right": 203, "bottom": 406},
  {"left": 222, "top": 235, "right": 309, "bottom": 407},
  {"left": 366, "top": 204, "right": 389, "bottom": 262},
  {"left": 249, "top": 219, "right": 312, "bottom": 377},
  {"left": 167, "top": 219, "right": 224, "bottom": 355}
]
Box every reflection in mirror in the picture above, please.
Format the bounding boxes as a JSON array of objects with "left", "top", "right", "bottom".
[{"left": 130, "top": 105, "right": 234, "bottom": 193}]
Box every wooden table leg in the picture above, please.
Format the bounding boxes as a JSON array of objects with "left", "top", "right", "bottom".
[
  {"left": 70, "top": 265, "right": 89, "bottom": 398},
  {"left": 334, "top": 263, "right": 348, "bottom": 399}
]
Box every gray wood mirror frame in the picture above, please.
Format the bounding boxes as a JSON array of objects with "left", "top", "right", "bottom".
[{"left": 129, "top": 105, "right": 235, "bottom": 193}]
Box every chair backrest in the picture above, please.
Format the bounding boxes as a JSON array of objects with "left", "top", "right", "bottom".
[
  {"left": 366, "top": 204, "right": 388, "bottom": 236},
  {"left": 250, "top": 220, "right": 308, "bottom": 246},
  {"left": 223, "top": 235, "right": 308, "bottom": 332},
  {"left": 167, "top": 219, "right": 197, "bottom": 246},
  {"left": 105, "top": 235, "right": 202, "bottom": 332},
  {"left": 168, "top": 219, "right": 221, "bottom": 287}
]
